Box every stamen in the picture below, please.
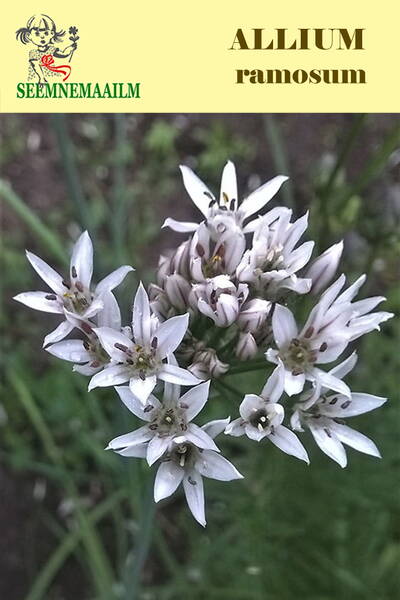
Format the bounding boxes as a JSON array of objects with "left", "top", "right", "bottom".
[
  {"left": 114, "top": 343, "right": 129, "bottom": 352},
  {"left": 203, "top": 190, "right": 214, "bottom": 201},
  {"left": 139, "top": 369, "right": 146, "bottom": 381},
  {"left": 188, "top": 475, "right": 197, "bottom": 485},
  {"left": 304, "top": 327, "right": 314, "bottom": 338},
  {"left": 222, "top": 192, "right": 229, "bottom": 204},
  {"left": 149, "top": 423, "right": 158, "bottom": 430},
  {"left": 126, "top": 358, "right": 133, "bottom": 365},
  {"left": 75, "top": 281, "right": 84, "bottom": 293},
  {"left": 45, "top": 294, "right": 57, "bottom": 300},
  {"left": 82, "top": 322, "right": 93, "bottom": 334},
  {"left": 90, "top": 361, "right": 100, "bottom": 368},
  {"left": 62, "top": 280, "right": 70, "bottom": 288},
  {"left": 71, "top": 266, "right": 77, "bottom": 278},
  {"left": 229, "top": 199, "right": 236, "bottom": 211},
  {"left": 144, "top": 404, "right": 154, "bottom": 413},
  {"left": 151, "top": 337, "right": 158, "bottom": 349},
  {"left": 196, "top": 243, "right": 205, "bottom": 257},
  {"left": 324, "top": 428, "right": 332, "bottom": 438},
  {"left": 319, "top": 342, "right": 328, "bottom": 352},
  {"left": 341, "top": 400, "right": 351, "bottom": 409},
  {"left": 83, "top": 340, "right": 90, "bottom": 350},
  {"left": 329, "top": 397, "right": 338, "bottom": 405}
]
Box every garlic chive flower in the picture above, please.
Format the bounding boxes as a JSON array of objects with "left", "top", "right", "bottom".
[
  {"left": 14, "top": 231, "right": 134, "bottom": 345},
  {"left": 88, "top": 282, "right": 201, "bottom": 404}
]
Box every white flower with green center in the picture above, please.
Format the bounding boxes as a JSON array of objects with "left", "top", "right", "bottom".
[
  {"left": 267, "top": 274, "right": 393, "bottom": 397},
  {"left": 88, "top": 282, "right": 201, "bottom": 404},
  {"left": 153, "top": 418, "right": 243, "bottom": 527},
  {"left": 14, "top": 231, "right": 134, "bottom": 345},
  {"left": 107, "top": 380, "right": 217, "bottom": 466},
  {"left": 225, "top": 364, "right": 309, "bottom": 463},
  {"left": 291, "top": 353, "right": 386, "bottom": 467},
  {"left": 163, "top": 161, "right": 288, "bottom": 237}
]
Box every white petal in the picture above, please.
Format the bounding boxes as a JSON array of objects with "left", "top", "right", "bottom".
[
  {"left": 162, "top": 218, "right": 199, "bottom": 233},
  {"left": 219, "top": 160, "right": 237, "bottom": 207},
  {"left": 73, "top": 363, "right": 101, "bottom": 376},
  {"left": 195, "top": 450, "right": 243, "bottom": 481},
  {"left": 180, "top": 423, "right": 219, "bottom": 451},
  {"left": 158, "top": 363, "right": 202, "bottom": 386},
  {"left": 245, "top": 424, "right": 267, "bottom": 442},
  {"left": 43, "top": 320, "right": 74, "bottom": 347},
  {"left": 70, "top": 231, "right": 93, "bottom": 289},
  {"left": 179, "top": 381, "right": 210, "bottom": 421},
  {"left": 286, "top": 241, "right": 315, "bottom": 273},
  {"left": 146, "top": 436, "right": 171, "bottom": 466},
  {"left": 96, "top": 266, "right": 134, "bottom": 295},
  {"left": 310, "top": 368, "right": 351, "bottom": 398},
  {"left": 272, "top": 305, "right": 298, "bottom": 349},
  {"left": 154, "top": 461, "right": 184, "bottom": 502},
  {"left": 261, "top": 362, "right": 285, "bottom": 404},
  {"left": 183, "top": 469, "right": 206, "bottom": 527},
  {"left": 46, "top": 340, "right": 90, "bottom": 363},
  {"left": 224, "top": 418, "right": 246, "bottom": 437},
  {"left": 88, "top": 365, "right": 131, "bottom": 391},
  {"left": 349, "top": 312, "right": 394, "bottom": 341},
  {"left": 132, "top": 282, "right": 151, "bottom": 346},
  {"left": 284, "top": 370, "right": 306, "bottom": 396},
  {"left": 319, "top": 393, "right": 386, "bottom": 418},
  {"left": 106, "top": 425, "right": 152, "bottom": 450},
  {"left": 240, "top": 175, "right": 288, "bottom": 219},
  {"left": 268, "top": 425, "right": 309, "bottom": 463},
  {"left": 129, "top": 375, "right": 157, "bottom": 405},
  {"left": 202, "top": 417, "right": 231, "bottom": 440},
  {"left": 155, "top": 314, "right": 189, "bottom": 359},
  {"left": 115, "top": 386, "right": 160, "bottom": 420},
  {"left": 328, "top": 351, "right": 357, "bottom": 381},
  {"left": 308, "top": 419, "right": 347, "bottom": 468},
  {"left": 330, "top": 422, "right": 382, "bottom": 458},
  {"left": 117, "top": 443, "right": 148, "bottom": 458},
  {"left": 93, "top": 327, "right": 132, "bottom": 361},
  {"left": 306, "top": 241, "right": 344, "bottom": 295},
  {"left": 239, "top": 394, "right": 264, "bottom": 420},
  {"left": 180, "top": 165, "right": 213, "bottom": 217},
  {"left": 96, "top": 292, "right": 122, "bottom": 330},
  {"left": 13, "top": 291, "right": 63, "bottom": 314},
  {"left": 25, "top": 251, "right": 64, "bottom": 294}
]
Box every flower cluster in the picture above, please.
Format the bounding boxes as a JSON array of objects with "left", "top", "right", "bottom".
[{"left": 15, "top": 161, "right": 393, "bottom": 526}]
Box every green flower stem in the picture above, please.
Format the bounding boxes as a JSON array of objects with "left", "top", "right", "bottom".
[
  {"left": 226, "top": 360, "right": 268, "bottom": 375},
  {"left": 9, "top": 370, "right": 115, "bottom": 599},
  {"left": 50, "top": 115, "right": 92, "bottom": 232},
  {"left": 0, "top": 179, "right": 67, "bottom": 265},
  {"left": 26, "top": 490, "right": 126, "bottom": 600},
  {"left": 213, "top": 378, "right": 243, "bottom": 401},
  {"left": 263, "top": 115, "right": 294, "bottom": 209}
]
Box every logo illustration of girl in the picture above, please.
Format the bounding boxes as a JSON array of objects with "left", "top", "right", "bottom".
[{"left": 16, "top": 14, "right": 79, "bottom": 83}]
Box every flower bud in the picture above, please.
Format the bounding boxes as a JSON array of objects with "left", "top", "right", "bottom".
[
  {"left": 305, "top": 241, "right": 343, "bottom": 295},
  {"left": 164, "top": 274, "right": 191, "bottom": 311},
  {"left": 235, "top": 332, "right": 258, "bottom": 361},
  {"left": 188, "top": 347, "right": 229, "bottom": 379},
  {"left": 237, "top": 298, "right": 271, "bottom": 333}
]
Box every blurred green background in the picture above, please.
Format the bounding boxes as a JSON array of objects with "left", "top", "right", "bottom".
[{"left": 0, "top": 114, "right": 399, "bottom": 600}]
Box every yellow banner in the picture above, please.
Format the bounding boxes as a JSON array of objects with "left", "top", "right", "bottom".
[{"left": 0, "top": 0, "right": 399, "bottom": 112}]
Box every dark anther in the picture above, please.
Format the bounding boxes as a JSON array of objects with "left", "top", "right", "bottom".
[
  {"left": 144, "top": 404, "right": 154, "bottom": 413},
  {"left": 292, "top": 368, "right": 304, "bottom": 376},
  {"left": 329, "top": 397, "right": 338, "bottom": 405},
  {"left": 324, "top": 428, "right": 332, "bottom": 438},
  {"left": 341, "top": 400, "right": 351, "bottom": 409},
  {"left": 208, "top": 199, "right": 216, "bottom": 208},
  {"left": 149, "top": 423, "right": 158, "bottom": 430},
  {"left": 90, "top": 361, "right": 100, "bottom": 368},
  {"left": 83, "top": 340, "right": 90, "bottom": 350},
  {"left": 71, "top": 266, "right": 77, "bottom": 278},
  {"left": 188, "top": 476, "right": 197, "bottom": 486},
  {"left": 75, "top": 281, "right": 84, "bottom": 293},
  {"left": 292, "top": 338, "right": 300, "bottom": 346},
  {"left": 180, "top": 423, "right": 188, "bottom": 431},
  {"left": 114, "top": 343, "right": 129, "bottom": 352},
  {"left": 304, "top": 326, "right": 314, "bottom": 338},
  {"left": 45, "top": 294, "right": 57, "bottom": 301},
  {"left": 151, "top": 337, "right": 158, "bottom": 349},
  {"left": 126, "top": 358, "right": 134, "bottom": 365},
  {"left": 220, "top": 205, "right": 228, "bottom": 211},
  {"left": 319, "top": 342, "right": 328, "bottom": 352},
  {"left": 81, "top": 322, "right": 93, "bottom": 334},
  {"left": 229, "top": 199, "right": 236, "bottom": 211},
  {"left": 62, "top": 280, "right": 70, "bottom": 288},
  {"left": 203, "top": 190, "right": 214, "bottom": 201},
  {"left": 196, "top": 243, "right": 205, "bottom": 257},
  {"left": 139, "top": 370, "right": 146, "bottom": 381},
  {"left": 180, "top": 402, "right": 189, "bottom": 409}
]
